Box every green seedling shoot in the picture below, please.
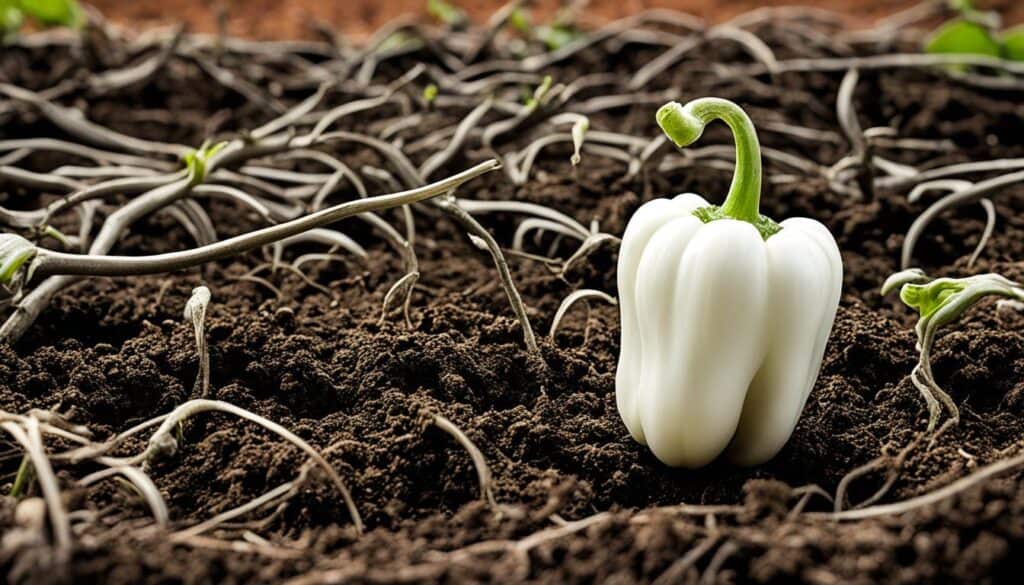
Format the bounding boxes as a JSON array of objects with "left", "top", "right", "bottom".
[
  {"left": 427, "top": 0, "right": 466, "bottom": 27},
  {"left": 883, "top": 268, "right": 1024, "bottom": 432},
  {"left": 570, "top": 117, "right": 588, "bottom": 166},
  {"left": 1, "top": 0, "right": 81, "bottom": 38},
  {"left": 182, "top": 141, "right": 228, "bottom": 186},
  {"left": 524, "top": 75, "right": 553, "bottom": 110},
  {"left": 423, "top": 83, "right": 439, "bottom": 104},
  {"left": 925, "top": 0, "right": 1024, "bottom": 62},
  {"left": 508, "top": 5, "right": 585, "bottom": 51}
]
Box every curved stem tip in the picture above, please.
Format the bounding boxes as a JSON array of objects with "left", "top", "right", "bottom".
[{"left": 656, "top": 97, "right": 764, "bottom": 225}]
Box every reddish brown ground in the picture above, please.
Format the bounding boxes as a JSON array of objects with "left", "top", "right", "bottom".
[{"left": 88, "top": 0, "right": 1024, "bottom": 39}]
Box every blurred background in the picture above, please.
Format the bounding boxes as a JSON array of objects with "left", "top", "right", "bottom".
[{"left": 87, "top": 0, "right": 1024, "bottom": 39}]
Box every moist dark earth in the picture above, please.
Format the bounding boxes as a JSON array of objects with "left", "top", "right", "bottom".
[{"left": 2, "top": 10, "right": 1024, "bottom": 585}]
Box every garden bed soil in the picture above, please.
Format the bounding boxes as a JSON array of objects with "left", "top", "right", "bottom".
[{"left": 2, "top": 7, "right": 1024, "bottom": 585}]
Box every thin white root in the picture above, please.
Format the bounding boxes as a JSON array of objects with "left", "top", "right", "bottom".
[
  {"left": 967, "top": 198, "right": 996, "bottom": 269},
  {"left": 512, "top": 218, "right": 585, "bottom": 252},
  {"left": 431, "top": 413, "right": 497, "bottom": 508},
  {"left": 379, "top": 271, "right": 419, "bottom": 328},
  {"left": 1, "top": 418, "right": 72, "bottom": 560},
  {"left": 901, "top": 169, "right": 1024, "bottom": 268},
  {"left": 836, "top": 68, "right": 864, "bottom": 154},
  {"left": 561, "top": 233, "right": 619, "bottom": 276},
  {"left": 549, "top": 289, "right": 617, "bottom": 340},
  {"left": 817, "top": 449, "right": 1024, "bottom": 521},
  {"left": 455, "top": 199, "right": 590, "bottom": 239},
  {"left": 910, "top": 363, "right": 945, "bottom": 433},
  {"left": 170, "top": 533, "right": 303, "bottom": 559},
  {"left": 173, "top": 481, "right": 295, "bottom": 539},
  {"left": 78, "top": 464, "right": 170, "bottom": 527},
  {"left": 139, "top": 399, "right": 364, "bottom": 535},
  {"left": 833, "top": 433, "right": 922, "bottom": 513},
  {"left": 652, "top": 534, "right": 721, "bottom": 585}
]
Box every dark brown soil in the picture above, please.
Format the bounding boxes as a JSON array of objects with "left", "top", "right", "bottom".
[{"left": 2, "top": 8, "right": 1024, "bottom": 585}]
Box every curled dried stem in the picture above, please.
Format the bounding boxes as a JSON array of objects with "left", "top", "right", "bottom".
[
  {"left": 0, "top": 418, "right": 72, "bottom": 560},
  {"left": 184, "top": 286, "right": 212, "bottom": 397},
  {"left": 430, "top": 413, "right": 497, "bottom": 508},
  {"left": 549, "top": 289, "right": 617, "bottom": 341},
  {"left": 137, "top": 399, "right": 364, "bottom": 535}
]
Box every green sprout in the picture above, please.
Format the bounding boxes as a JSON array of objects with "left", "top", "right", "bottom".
[
  {"left": 40, "top": 225, "right": 72, "bottom": 248},
  {"left": 422, "top": 83, "right": 439, "bottom": 104},
  {"left": 882, "top": 268, "right": 1024, "bottom": 432},
  {"left": 570, "top": 117, "right": 588, "bottom": 166},
  {"left": 1003, "top": 27, "right": 1024, "bottom": 60},
  {"left": 8, "top": 453, "right": 32, "bottom": 497},
  {"left": 182, "top": 141, "right": 228, "bottom": 185},
  {"left": 926, "top": 20, "right": 1001, "bottom": 58},
  {"left": 427, "top": 0, "right": 466, "bottom": 27},
  {"left": 507, "top": 5, "right": 585, "bottom": 51},
  {"left": 524, "top": 75, "right": 553, "bottom": 110},
  {"left": 536, "top": 23, "right": 584, "bottom": 52},
  {"left": 924, "top": 0, "right": 1024, "bottom": 62},
  {"left": 1, "top": 0, "right": 82, "bottom": 38},
  {"left": 508, "top": 6, "right": 530, "bottom": 35}
]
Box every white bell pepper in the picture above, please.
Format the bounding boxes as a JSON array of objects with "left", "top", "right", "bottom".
[{"left": 616, "top": 98, "right": 842, "bottom": 468}]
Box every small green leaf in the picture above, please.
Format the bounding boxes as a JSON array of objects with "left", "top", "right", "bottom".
[
  {"left": 1001, "top": 26, "right": 1024, "bottom": 61},
  {"left": 925, "top": 19, "right": 1001, "bottom": 57},
  {"left": 16, "top": 0, "right": 81, "bottom": 27},
  {"left": 205, "top": 141, "right": 227, "bottom": 160},
  {"left": 887, "top": 271, "right": 1024, "bottom": 327},
  {"left": 0, "top": 233, "right": 37, "bottom": 285},
  {"left": 899, "top": 280, "right": 965, "bottom": 319}
]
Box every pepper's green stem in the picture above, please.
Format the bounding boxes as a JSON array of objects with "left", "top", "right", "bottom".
[{"left": 657, "top": 98, "right": 779, "bottom": 238}]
